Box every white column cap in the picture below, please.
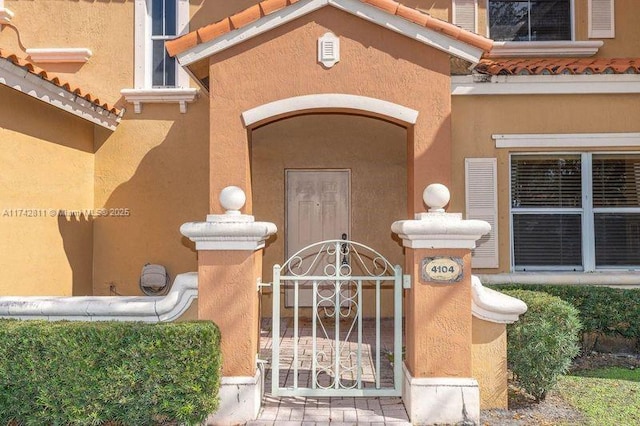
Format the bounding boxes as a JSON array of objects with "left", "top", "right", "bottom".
[
  {"left": 181, "top": 186, "right": 277, "bottom": 251},
  {"left": 391, "top": 184, "right": 490, "bottom": 249}
]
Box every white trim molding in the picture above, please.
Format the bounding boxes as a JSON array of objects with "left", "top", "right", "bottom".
[
  {"left": 177, "top": 0, "right": 486, "bottom": 67},
  {"left": 241, "top": 94, "right": 419, "bottom": 127},
  {"left": 0, "top": 272, "right": 198, "bottom": 322},
  {"left": 487, "top": 41, "right": 603, "bottom": 58},
  {"left": 0, "top": 57, "right": 121, "bottom": 130},
  {"left": 471, "top": 276, "right": 527, "bottom": 324},
  {"left": 26, "top": 48, "right": 93, "bottom": 64},
  {"left": 120, "top": 88, "right": 198, "bottom": 114},
  {"left": 452, "top": 74, "right": 640, "bottom": 96},
  {"left": 479, "top": 272, "right": 640, "bottom": 288},
  {"left": 493, "top": 133, "right": 640, "bottom": 149},
  {"left": 0, "top": 7, "right": 14, "bottom": 24}
]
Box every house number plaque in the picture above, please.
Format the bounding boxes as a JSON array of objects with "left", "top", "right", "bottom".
[{"left": 421, "top": 257, "right": 463, "bottom": 283}]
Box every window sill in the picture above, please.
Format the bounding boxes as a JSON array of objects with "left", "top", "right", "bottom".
[
  {"left": 120, "top": 87, "right": 198, "bottom": 114},
  {"left": 487, "top": 41, "right": 604, "bottom": 58},
  {"left": 477, "top": 272, "right": 640, "bottom": 287}
]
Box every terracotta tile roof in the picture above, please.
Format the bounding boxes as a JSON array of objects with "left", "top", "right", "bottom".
[
  {"left": 166, "top": 0, "right": 493, "bottom": 58},
  {"left": 0, "top": 48, "right": 121, "bottom": 115},
  {"left": 476, "top": 58, "right": 640, "bottom": 76}
]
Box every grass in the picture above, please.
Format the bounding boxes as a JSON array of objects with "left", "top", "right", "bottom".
[{"left": 556, "top": 367, "right": 640, "bottom": 426}]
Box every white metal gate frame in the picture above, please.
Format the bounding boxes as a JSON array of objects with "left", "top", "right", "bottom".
[{"left": 271, "top": 239, "right": 403, "bottom": 397}]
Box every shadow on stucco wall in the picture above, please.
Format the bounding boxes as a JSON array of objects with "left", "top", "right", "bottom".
[
  {"left": 57, "top": 213, "right": 94, "bottom": 296},
  {"left": 91, "top": 97, "right": 210, "bottom": 296}
]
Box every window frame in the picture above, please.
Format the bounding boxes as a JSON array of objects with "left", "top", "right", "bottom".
[
  {"left": 487, "top": 0, "right": 576, "bottom": 42},
  {"left": 509, "top": 151, "right": 640, "bottom": 273},
  {"left": 134, "top": 0, "right": 190, "bottom": 90}
]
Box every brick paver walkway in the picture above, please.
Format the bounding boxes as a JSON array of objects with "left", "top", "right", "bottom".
[{"left": 250, "top": 318, "right": 409, "bottom": 425}]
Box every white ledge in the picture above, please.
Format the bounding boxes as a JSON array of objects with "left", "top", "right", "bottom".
[
  {"left": 26, "top": 48, "right": 93, "bottom": 63},
  {"left": 487, "top": 41, "right": 603, "bottom": 58},
  {"left": 471, "top": 275, "right": 527, "bottom": 324},
  {"left": 181, "top": 214, "right": 277, "bottom": 251},
  {"left": 120, "top": 87, "right": 198, "bottom": 113},
  {"left": 0, "top": 7, "right": 14, "bottom": 24},
  {"left": 391, "top": 212, "right": 491, "bottom": 249},
  {"left": 478, "top": 272, "right": 640, "bottom": 288},
  {"left": 493, "top": 132, "right": 640, "bottom": 148},
  {"left": 452, "top": 74, "right": 640, "bottom": 96},
  {"left": 0, "top": 272, "right": 198, "bottom": 322}
]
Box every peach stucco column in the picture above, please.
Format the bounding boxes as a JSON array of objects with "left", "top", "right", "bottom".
[
  {"left": 181, "top": 186, "right": 276, "bottom": 425},
  {"left": 391, "top": 184, "right": 490, "bottom": 425}
]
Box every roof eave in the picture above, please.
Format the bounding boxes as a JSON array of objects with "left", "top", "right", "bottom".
[
  {"left": 175, "top": 0, "right": 488, "bottom": 69},
  {"left": 0, "top": 57, "right": 121, "bottom": 131}
]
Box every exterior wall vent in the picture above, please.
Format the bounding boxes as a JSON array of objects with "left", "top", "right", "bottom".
[{"left": 318, "top": 32, "right": 340, "bottom": 68}]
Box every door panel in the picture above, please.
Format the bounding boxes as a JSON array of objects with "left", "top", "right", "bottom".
[{"left": 285, "top": 170, "right": 350, "bottom": 307}]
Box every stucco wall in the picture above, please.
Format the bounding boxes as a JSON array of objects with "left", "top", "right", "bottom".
[
  {"left": 0, "top": 85, "right": 94, "bottom": 296},
  {"left": 206, "top": 6, "right": 452, "bottom": 215},
  {"left": 0, "top": 0, "right": 210, "bottom": 296},
  {"left": 92, "top": 103, "right": 209, "bottom": 295},
  {"left": 251, "top": 114, "right": 407, "bottom": 317},
  {"left": 472, "top": 317, "right": 508, "bottom": 409},
  {"left": 451, "top": 94, "right": 640, "bottom": 273}
]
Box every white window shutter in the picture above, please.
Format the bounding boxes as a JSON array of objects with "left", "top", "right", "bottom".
[
  {"left": 466, "top": 158, "right": 499, "bottom": 268},
  {"left": 453, "top": 0, "right": 477, "bottom": 33},
  {"left": 589, "top": 0, "right": 615, "bottom": 38}
]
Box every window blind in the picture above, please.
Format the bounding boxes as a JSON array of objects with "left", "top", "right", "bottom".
[{"left": 511, "top": 155, "right": 582, "bottom": 208}]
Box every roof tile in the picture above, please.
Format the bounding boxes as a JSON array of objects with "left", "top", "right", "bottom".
[
  {"left": 166, "top": 0, "right": 493, "bottom": 58},
  {"left": 229, "top": 4, "right": 263, "bottom": 30},
  {"left": 477, "top": 58, "right": 640, "bottom": 76},
  {"left": 0, "top": 48, "right": 121, "bottom": 114}
]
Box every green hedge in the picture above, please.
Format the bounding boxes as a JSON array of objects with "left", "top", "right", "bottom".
[
  {"left": 490, "top": 284, "right": 640, "bottom": 340},
  {"left": 0, "top": 320, "right": 221, "bottom": 426},
  {"left": 502, "top": 290, "right": 582, "bottom": 402}
]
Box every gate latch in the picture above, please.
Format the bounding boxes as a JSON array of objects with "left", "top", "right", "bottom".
[{"left": 257, "top": 278, "right": 272, "bottom": 291}]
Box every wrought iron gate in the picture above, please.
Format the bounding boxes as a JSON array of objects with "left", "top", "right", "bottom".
[{"left": 271, "top": 239, "right": 403, "bottom": 397}]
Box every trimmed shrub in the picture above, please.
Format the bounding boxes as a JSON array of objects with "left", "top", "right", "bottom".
[
  {"left": 502, "top": 290, "right": 582, "bottom": 402},
  {"left": 0, "top": 320, "right": 221, "bottom": 425},
  {"left": 492, "top": 284, "right": 640, "bottom": 341}
]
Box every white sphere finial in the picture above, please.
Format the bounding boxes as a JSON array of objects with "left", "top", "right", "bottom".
[
  {"left": 423, "top": 183, "right": 450, "bottom": 212},
  {"left": 219, "top": 186, "right": 246, "bottom": 215}
]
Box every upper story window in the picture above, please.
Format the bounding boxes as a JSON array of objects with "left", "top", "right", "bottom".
[
  {"left": 122, "top": 0, "right": 197, "bottom": 114},
  {"left": 151, "top": 0, "right": 177, "bottom": 87},
  {"left": 489, "top": 0, "right": 572, "bottom": 41}
]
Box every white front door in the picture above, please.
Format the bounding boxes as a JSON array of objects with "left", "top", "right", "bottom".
[{"left": 285, "top": 169, "right": 350, "bottom": 307}]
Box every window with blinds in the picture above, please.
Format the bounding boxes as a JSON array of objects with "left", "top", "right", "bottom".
[
  {"left": 592, "top": 155, "right": 640, "bottom": 268},
  {"left": 511, "top": 155, "right": 582, "bottom": 270},
  {"left": 511, "top": 153, "right": 640, "bottom": 271},
  {"left": 489, "top": 0, "right": 572, "bottom": 41}
]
